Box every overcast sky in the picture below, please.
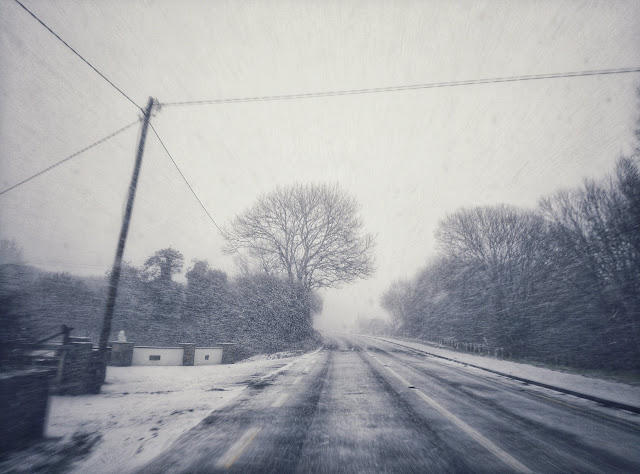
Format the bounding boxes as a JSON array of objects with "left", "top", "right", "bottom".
[{"left": 1, "top": 0, "right": 639, "bottom": 330}]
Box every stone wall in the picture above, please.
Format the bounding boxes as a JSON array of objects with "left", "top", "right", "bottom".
[
  {"left": 53, "top": 340, "right": 105, "bottom": 395},
  {"left": 110, "top": 342, "right": 134, "bottom": 367},
  {"left": 0, "top": 368, "right": 56, "bottom": 451},
  {"left": 218, "top": 343, "right": 238, "bottom": 364}
]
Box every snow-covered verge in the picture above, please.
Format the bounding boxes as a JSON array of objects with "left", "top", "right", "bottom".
[
  {"left": 370, "top": 336, "right": 640, "bottom": 410},
  {"left": 0, "top": 353, "right": 304, "bottom": 473}
]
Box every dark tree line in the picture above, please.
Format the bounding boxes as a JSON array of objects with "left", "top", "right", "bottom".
[
  {"left": 1, "top": 246, "right": 321, "bottom": 361},
  {"left": 382, "top": 156, "right": 640, "bottom": 372},
  {"left": 1, "top": 183, "right": 374, "bottom": 362}
]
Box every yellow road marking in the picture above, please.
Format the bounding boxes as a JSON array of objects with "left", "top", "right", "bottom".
[
  {"left": 272, "top": 393, "right": 289, "bottom": 408},
  {"left": 216, "top": 427, "right": 261, "bottom": 469}
]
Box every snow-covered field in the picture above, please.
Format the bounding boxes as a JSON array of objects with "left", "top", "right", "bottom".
[
  {"left": 372, "top": 336, "right": 640, "bottom": 409},
  {"left": 1, "top": 352, "right": 307, "bottom": 474}
]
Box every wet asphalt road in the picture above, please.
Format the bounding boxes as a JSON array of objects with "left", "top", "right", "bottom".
[{"left": 139, "top": 335, "right": 640, "bottom": 473}]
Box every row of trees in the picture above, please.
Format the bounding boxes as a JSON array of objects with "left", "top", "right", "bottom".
[
  {"left": 2, "top": 183, "right": 377, "bottom": 360},
  {"left": 0, "top": 247, "right": 321, "bottom": 360},
  {"left": 114, "top": 250, "right": 323, "bottom": 356},
  {"left": 382, "top": 156, "right": 640, "bottom": 371}
]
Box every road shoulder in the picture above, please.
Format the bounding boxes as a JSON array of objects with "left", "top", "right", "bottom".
[{"left": 367, "top": 336, "right": 640, "bottom": 413}]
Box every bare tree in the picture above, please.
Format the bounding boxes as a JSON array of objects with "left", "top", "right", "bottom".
[
  {"left": 435, "top": 205, "right": 549, "bottom": 354},
  {"left": 380, "top": 279, "right": 414, "bottom": 332},
  {"left": 224, "top": 183, "right": 376, "bottom": 291},
  {"left": 540, "top": 157, "right": 640, "bottom": 364}
]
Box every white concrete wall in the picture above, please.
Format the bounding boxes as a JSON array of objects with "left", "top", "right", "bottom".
[
  {"left": 194, "top": 347, "right": 223, "bottom": 365},
  {"left": 132, "top": 347, "right": 184, "bottom": 366}
]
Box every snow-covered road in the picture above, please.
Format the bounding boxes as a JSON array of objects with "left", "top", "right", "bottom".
[
  {"left": 139, "top": 335, "right": 640, "bottom": 472},
  {"left": 6, "top": 336, "right": 639, "bottom": 473}
]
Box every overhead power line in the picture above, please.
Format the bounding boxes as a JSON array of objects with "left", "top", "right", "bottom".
[
  {"left": 160, "top": 67, "right": 640, "bottom": 107},
  {"left": 13, "top": 0, "right": 142, "bottom": 112},
  {"left": 0, "top": 119, "right": 140, "bottom": 196},
  {"left": 149, "top": 123, "right": 227, "bottom": 237}
]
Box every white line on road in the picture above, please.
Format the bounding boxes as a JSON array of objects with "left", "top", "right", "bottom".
[
  {"left": 369, "top": 355, "right": 413, "bottom": 386},
  {"left": 371, "top": 354, "right": 532, "bottom": 473},
  {"left": 271, "top": 393, "right": 289, "bottom": 408},
  {"left": 216, "top": 427, "right": 261, "bottom": 469},
  {"left": 292, "top": 376, "right": 303, "bottom": 385},
  {"left": 385, "top": 367, "right": 413, "bottom": 387},
  {"left": 411, "top": 389, "right": 532, "bottom": 473}
]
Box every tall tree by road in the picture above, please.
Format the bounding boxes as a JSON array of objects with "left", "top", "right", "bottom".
[
  {"left": 142, "top": 247, "right": 184, "bottom": 283},
  {"left": 435, "top": 205, "right": 550, "bottom": 354},
  {"left": 224, "top": 183, "right": 375, "bottom": 340},
  {"left": 140, "top": 247, "right": 185, "bottom": 323},
  {"left": 539, "top": 156, "right": 640, "bottom": 366},
  {"left": 224, "top": 183, "right": 376, "bottom": 291}
]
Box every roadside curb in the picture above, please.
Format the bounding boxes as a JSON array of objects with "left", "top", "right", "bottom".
[{"left": 365, "top": 336, "right": 640, "bottom": 415}]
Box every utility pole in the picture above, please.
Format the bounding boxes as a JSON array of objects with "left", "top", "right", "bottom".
[{"left": 97, "top": 97, "right": 155, "bottom": 384}]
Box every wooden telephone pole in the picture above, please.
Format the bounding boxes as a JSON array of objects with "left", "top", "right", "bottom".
[{"left": 97, "top": 97, "right": 155, "bottom": 379}]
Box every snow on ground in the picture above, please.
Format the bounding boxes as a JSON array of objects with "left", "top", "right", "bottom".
[
  {"left": 372, "top": 336, "right": 640, "bottom": 409},
  {"left": 241, "top": 350, "right": 305, "bottom": 362},
  {"left": 4, "top": 339, "right": 638, "bottom": 472},
  {"left": 43, "top": 353, "right": 308, "bottom": 473}
]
